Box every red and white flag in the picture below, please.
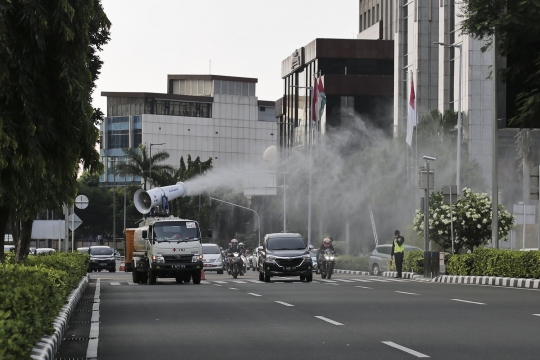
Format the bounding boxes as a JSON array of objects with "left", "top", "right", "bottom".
[
  {"left": 406, "top": 78, "right": 417, "bottom": 146},
  {"left": 311, "top": 77, "right": 319, "bottom": 122}
]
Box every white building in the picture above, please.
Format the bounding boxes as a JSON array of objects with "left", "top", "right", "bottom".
[{"left": 100, "top": 75, "right": 277, "bottom": 186}]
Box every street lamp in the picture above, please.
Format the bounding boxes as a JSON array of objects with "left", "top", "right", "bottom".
[
  {"left": 435, "top": 42, "right": 463, "bottom": 195},
  {"left": 290, "top": 84, "right": 314, "bottom": 246},
  {"left": 149, "top": 143, "right": 165, "bottom": 189},
  {"left": 210, "top": 196, "right": 261, "bottom": 247}
]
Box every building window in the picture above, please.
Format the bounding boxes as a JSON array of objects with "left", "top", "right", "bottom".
[
  {"left": 134, "top": 129, "right": 142, "bottom": 147},
  {"left": 107, "top": 130, "right": 129, "bottom": 149}
]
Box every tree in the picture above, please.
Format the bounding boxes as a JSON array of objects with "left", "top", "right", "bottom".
[
  {"left": 116, "top": 144, "right": 175, "bottom": 190},
  {"left": 0, "top": 1, "right": 110, "bottom": 261},
  {"left": 460, "top": 0, "right": 540, "bottom": 128},
  {"left": 413, "top": 188, "right": 514, "bottom": 253}
]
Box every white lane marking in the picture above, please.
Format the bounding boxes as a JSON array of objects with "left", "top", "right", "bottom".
[
  {"left": 233, "top": 280, "right": 247, "bottom": 283},
  {"left": 451, "top": 298, "right": 486, "bottom": 305},
  {"left": 382, "top": 341, "right": 430, "bottom": 358},
  {"left": 395, "top": 291, "right": 419, "bottom": 296},
  {"left": 319, "top": 279, "right": 338, "bottom": 283},
  {"left": 201, "top": 280, "right": 211, "bottom": 284},
  {"left": 248, "top": 293, "right": 262, "bottom": 297},
  {"left": 334, "top": 279, "right": 355, "bottom": 282},
  {"left": 87, "top": 279, "right": 100, "bottom": 359},
  {"left": 229, "top": 287, "right": 238, "bottom": 290},
  {"left": 325, "top": 283, "right": 340, "bottom": 286},
  {"left": 248, "top": 280, "right": 264, "bottom": 283},
  {"left": 351, "top": 279, "right": 373, "bottom": 282},
  {"left": 369, "top": 279, "right": 391, "bottom": 282},
  {"left": 315, "top": 316, "right": 344, "bottom": 325},
  {"left": 533, "top": 314, "right": 540, "bottom": 316},
  {"left": 275, "top": 301, "right": 295, "bottom": 307},
  {"left": 110, "top": 282, "right": 121, "bottom": 286},
  {"left": 128, "top": 282, "right": 138, "bottom": 285},
  {"left": 214, "top": 281, "right": 227, "bottom": 284},
  {"left": 355, "top": 286, "right": 373, "bottom": 289},
  {"left": 213, "top": 284, "right": 222, "bottom": 287}
]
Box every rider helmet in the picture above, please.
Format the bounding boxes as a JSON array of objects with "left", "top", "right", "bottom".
[
  {"left": 231, "top": 239, "right": 238, "bottom": 247},
  {"left": 323, "top": 237, "right": 332, "bottom": 248}
]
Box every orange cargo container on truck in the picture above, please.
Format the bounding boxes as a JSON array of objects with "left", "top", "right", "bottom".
[{"left": 124, "top": 228, "right": 136, "bottom": 272}]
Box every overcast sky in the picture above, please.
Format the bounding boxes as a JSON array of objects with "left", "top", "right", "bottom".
[{"left": 94, "top": 0, "right": 359, "bottom": 112}]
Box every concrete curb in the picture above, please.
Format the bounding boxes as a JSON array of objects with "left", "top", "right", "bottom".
[
  {"left": 336, "top": 269, "right": 540, "bottom": 288},
  {"left": 30, "top": 275, "right": 89, "bottom": 360},
  {"left": 334, "top": 269, "right": 370, "bottom": 275},
  {"left": 432, "top": 275, "right": 540, "bottom": 289}
]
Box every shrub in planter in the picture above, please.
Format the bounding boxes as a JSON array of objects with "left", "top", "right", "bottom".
[
  {"left": 447, "top": 254, "right": 474, "bottom": 275},
  {"left": 335, "top": 255, "right": 369, "bottom": 272}
]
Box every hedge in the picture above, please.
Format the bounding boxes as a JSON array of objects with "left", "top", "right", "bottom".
[
  {"left": 388, "top": 250, "right": 424, "bottom": 274},
  {"left": 335, "top": 255, "right": 369, "bottom": 271},
  {"left": 447, "top": 248, "right": 540, "bottom": 278},
  {"left": 0, "top": 252, "right": 89, "bottom": 360}
]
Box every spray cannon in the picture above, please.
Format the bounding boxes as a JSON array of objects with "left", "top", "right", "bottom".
[{"left": 134, "top": 182, "right": 188, "bottom": 214}]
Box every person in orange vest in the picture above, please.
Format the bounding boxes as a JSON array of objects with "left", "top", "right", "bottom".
[{"left": 390, "top": 230, "right": 405, "bottom": 278}]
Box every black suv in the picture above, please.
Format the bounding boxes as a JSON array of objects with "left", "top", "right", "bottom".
[
  {"left": 88, "top": 246, "right": 116, "bottom": 272},
  {"left": 258, "top": 233, "right": 313, "bottom": 282}
]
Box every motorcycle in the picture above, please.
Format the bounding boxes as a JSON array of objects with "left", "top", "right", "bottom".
[
  {"left": 229, "top": 252, "right": 245, "bottom": 279},
  {"left": 222, "top": 250, "right": 230, "bottom": 274},
  {"left": 240, "top": 252, "right": 248, "bottom": 275},
  {"left": 319, "top": 249, "right": 336, "bottom": 279}
]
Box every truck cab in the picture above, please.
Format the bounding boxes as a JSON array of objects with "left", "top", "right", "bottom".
[{"left": 132, "top": 216, "right": 211, "bottom": 285}]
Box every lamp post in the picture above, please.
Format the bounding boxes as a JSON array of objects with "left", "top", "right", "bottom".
[
  {"left": 436, "top": 42, "right": 463, "bottom": 195},
  {"left": 290, "top": 84, "right": 314, "bottom": 246},
  {"left": 210, "top": 196, "right": 261, "bottom": 247},
  {"left": 149, "top": 143, "right": 165, "bottom": 189}
]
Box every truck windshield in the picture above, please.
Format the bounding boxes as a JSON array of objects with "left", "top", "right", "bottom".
[{"left": 153, "top": 221, "right": 200, "bottom": 242}]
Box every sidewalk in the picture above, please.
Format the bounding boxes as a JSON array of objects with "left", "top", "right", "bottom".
[{"left": 334, "top": 269, "right": 540, "bottom": 289}]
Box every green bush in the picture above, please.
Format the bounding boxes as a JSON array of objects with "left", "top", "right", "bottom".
[
  {"left": 0, "top": 252, "right": 88, "bottom": 360},
  {"left": 335, "top": 255, "right": 369, "bottom": 271},
  {"left": 447, "top": 253, "right": 475, "bottom": 275},
  {"left": 446, "top": 249, "right": 540, "bottom": 278},
  {"left": 387, "top": 250, "right": 424, "bottom": 274}
]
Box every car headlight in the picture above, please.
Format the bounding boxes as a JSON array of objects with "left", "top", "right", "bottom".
[
  {"left": 192, "top": 254, "right": 203, "bottom": 262},
  {"left": 152, "top": 254, "right": 165, "bottom": 263},
  {"left": 302, "top": 254, "right": 311, "bottom": 260},
  {"left": 266, "top": 255, "right": 276, "bottom": 262}
]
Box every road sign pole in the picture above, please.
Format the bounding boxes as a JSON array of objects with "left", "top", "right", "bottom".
[{"left": 72, "top": 204, "right": 75, "bottom": 252}]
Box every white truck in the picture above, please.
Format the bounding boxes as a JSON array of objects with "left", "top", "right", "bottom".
[{"left": 130, "top": 182, "right": 212, "bottom": 285}]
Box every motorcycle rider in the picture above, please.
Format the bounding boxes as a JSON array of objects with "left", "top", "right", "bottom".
[{"left": 317, "top": 236, "right": 335, "bottom": 266}]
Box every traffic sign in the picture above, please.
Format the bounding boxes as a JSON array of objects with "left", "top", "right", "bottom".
[
  {"left": 75, "top": 195, "right": 89, "bottom": 209},
  {"left": 68, "top": 213, "right": 82, "bottom": 231}
]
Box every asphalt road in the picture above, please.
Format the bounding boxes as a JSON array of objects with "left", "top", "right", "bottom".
[{"left": 56, "top": 270, "right": 540, "bottom": 360}]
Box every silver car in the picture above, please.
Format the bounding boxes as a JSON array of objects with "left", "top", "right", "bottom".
[
  {"left": 369, "top": 244, "right": 422, "bottom": 275},
  {"left": 202, "top": 243, "right": 223, "bottom": 274},
  {"left": 251, "top": 246, "right": 263, "bottom": 271}
]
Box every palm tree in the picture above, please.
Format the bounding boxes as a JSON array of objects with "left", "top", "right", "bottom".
[{"left": 116, "top": 144, "right": 175, "bottom": 190}]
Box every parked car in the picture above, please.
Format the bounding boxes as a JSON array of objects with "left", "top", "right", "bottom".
[
  {"left": 33, "top": 248, "right": 56, "bottom": 255},
  {"left": 202, "top": 243, "right": 223, "bottom": 274},
  {"left": 77, "top": 247, "right": 90, "bottom": 254},
  {"left": 4, "top": 245, "right": 15, "bottom": 253},
  {"left": 369, "top": 244, "right": 422, "bottom": 275},
  {"left": 257, "top": 233, "right": 313, "bottom": 282},
  {"left": 88, "top": 246, "right": 116, "bottom": 272}
]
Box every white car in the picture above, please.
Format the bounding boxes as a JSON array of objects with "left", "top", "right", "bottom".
[
  {"left": 251, "top": 246, "right": 263, "bottom": 271},
  {"left": 202, "top": 243, "right": 223, "bottom": 274}
]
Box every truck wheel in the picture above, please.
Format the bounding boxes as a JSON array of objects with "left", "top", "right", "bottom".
[
  {"left": 305, "top": 274, "right": 313, "bottom": 282},
  {"left": 183, "top": 273, "right": 191, "bottom": 283},
  {"left": 258, "top": 272, "right": 264, "bottom": 281},
  {"left": 175, "top": 276, "right": 183, "bottom": 284},
  {"left": 132, "top": 268, "right": 141, "bottom": 283},
  {"left": 264, "top": 270, "right": 271, "bottom": 283},
  {"left": 300, "top": 275, "right": 306, "bottom": 281},
  {"left": 148, "top": 269, "right": 157, "bottom": 285},
  {"left": 192, "top": 270, "right": 201, "bottom": 284},
  {"left": 140, "top": 270, "right": 148, "bottom": 284}
]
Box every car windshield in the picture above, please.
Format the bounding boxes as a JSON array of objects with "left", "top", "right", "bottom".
[
  {"left": 267, "top": 237, "right": 306, "bottom": 250},
  {"left": 153, "top": 221, "right": 200, "bottom": 242},
  {"left": 90, "top": 247, "right": 113, "bottom": 256},
  {"left": 203, "top": 245, "right": 220, "bottom": 254}
]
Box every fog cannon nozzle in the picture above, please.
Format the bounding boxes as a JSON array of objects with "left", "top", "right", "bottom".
[{"left": 133, "top": 182, "right": 188, "bottom": 214}]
